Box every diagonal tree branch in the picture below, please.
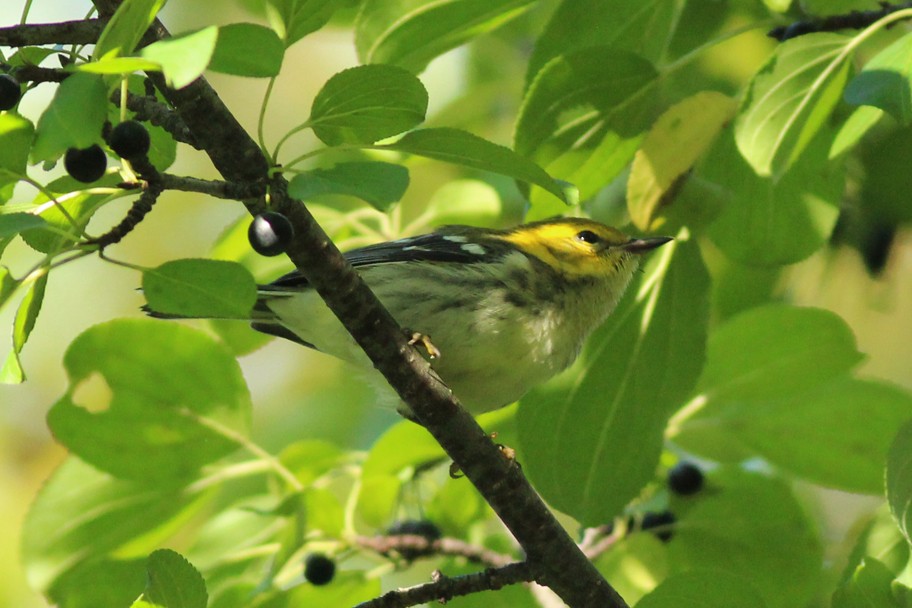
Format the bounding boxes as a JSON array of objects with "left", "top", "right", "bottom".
[{"left": 80, "top": 4, "right": 629, "bottom": 606}]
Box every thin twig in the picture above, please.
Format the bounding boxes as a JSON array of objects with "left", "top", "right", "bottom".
[
  {"left": 355, "top": 563, "right": 535, "bottom": 608},
  {"left": 769, "top": 1, "right": 912, "bottom": 40},
  {"left": 355, "top": 534, "right": 516, "bottom": 568}
]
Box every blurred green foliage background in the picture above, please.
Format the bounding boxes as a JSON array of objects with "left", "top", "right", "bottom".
[{"left": 2, "top": 0, "right": 911, "bottom": 605}]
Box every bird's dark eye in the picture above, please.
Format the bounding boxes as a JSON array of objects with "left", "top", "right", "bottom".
[{"left": 576, "top": 230, "right": 600, "bottom": 244}]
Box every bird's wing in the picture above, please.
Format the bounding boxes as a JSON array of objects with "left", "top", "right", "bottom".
[{"left": 263, "top": 232, "right": 490, "bottom": 290}]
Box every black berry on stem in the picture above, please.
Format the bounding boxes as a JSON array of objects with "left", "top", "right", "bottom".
[
  {"left": 668, "top": 461, "right": 704, "bottom": 496},
  {"left": 64, "top": 145, "right": 107, "bottom": 183},
  {"left": 641, "top": 510, "right": 676, "bottom": 542},
  {"left": 249, "top": 212, "right": 294, "bottom": 256},
  {"left": 109, "top": 120, "right": 151, "bottom": 159},
  {"left": 303, "top": 553, "right": 336, "bottom": 586}
]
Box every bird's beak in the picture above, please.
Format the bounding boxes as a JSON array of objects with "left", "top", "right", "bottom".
[{"left": 622, "top": 236, "right": 673, "bottom": 253}]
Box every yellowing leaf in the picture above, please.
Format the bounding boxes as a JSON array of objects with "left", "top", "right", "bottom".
[{"left": 628, "top": 91, "right": 737, "bottom": 230}]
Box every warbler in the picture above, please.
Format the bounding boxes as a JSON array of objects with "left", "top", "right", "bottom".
[{"left": 247, "top": 218, "right": 671, "bottom": 416}]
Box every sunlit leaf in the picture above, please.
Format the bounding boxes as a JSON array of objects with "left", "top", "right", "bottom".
[
  {"left": 845, "top": 32, "right": 912, "bottom": 124},
  {"left": 309, "top": 64, "right": 427, "bottom": 146},
  {"left": 515, "top": 46, "right": 657, "bottom": 205},
  {"left": 380, "top": 127, "right": 573, "bottom": 204},
  {"left": 528, "top": 0, "right": 682, "bottom": 81},
  {"left": 94, "top": 0, "right": 166, "bottom": 59},
  {"left": 0, "top": 113, "right": 35, "bottom": 186},
  {"left": 47, "top": 319, "right": 252, "bottom": 483},
  {"left": 31, "top": 73, "right": 108, "bottom": 162},
  {"left": 141, "top": 27, "right": 218, "bottom": 89},
  {"left": 628, "top": 91, "right": 737, "bottom": 230},
  {"left": 0, "top": 272, "right": 47, "bottom": 384},
  {"left": 356, "top": 0, "right": 534, "bottom": 72},
  {"left": 735, "top": 33, "right": 852, "bottom": 177}
]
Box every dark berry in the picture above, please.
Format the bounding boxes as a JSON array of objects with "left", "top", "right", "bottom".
[
  {"left": 64, "top": 144, "right": 107, "bottom": 183},
  {"left": 386, "top": 519, "right": 442, "bottom": 560},
  {"left": 668, "top": 462, "right": 704, "bottom": 496},
  {"left": 303, "top": 553, "right": 335, "bottom": 586},
  {"left": 248, "top": 212, "right": 294, "bottom": 256},
  {"left": 109, "top": 120, "right": 151, "bottom": 159},
  {"left": 641, "top": 510, "right": 676, "bottom": 542},
  {"left": 387, "top": 519, "right": 442, "bottom": 541},
  {"left": 0, "top": 74, "right": 21, "bottom": 111}
]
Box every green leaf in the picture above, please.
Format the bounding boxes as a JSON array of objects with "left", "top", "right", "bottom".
[
  {"left": 528, "top": 0, "right": 683, "bottom": 81},
  {"left": 0, "top": 212, "right": 46, "bottom": 238},
  {"left": 147, "top": 121, "right": 178, "bottom": 172},
  {"left": 50, "top": 559, "right": 147, "bottom": 608},
  {"left": 209, "top": 23, "right": 284, "bottom": 78},
  {"left": 94, "top": 0, "right": 166, "bottom": 59},
  {"left": 887, "top": 420, "right": 912, "bottom": 546},
  {"left": 21, "top": 173, "right": 125, "bottom": 254},
  {"left": 0, "top": 266, "right": 18, "bottom": 310},
  {"left": 845, "top": 32, "right": 912, "bottom": 124},
  {"left": 141, "top": 549, "right": 208, "bottom": 608},
  {"left": 705, "top": 127, "right": 843, "bottom": 266},
  {"left": 0, "top": 273, "right": 47, "bottom": 384},
  {"left": 0, "top": 113, "right": 35, "bottom": 186},
  {"left": 22, "top": 457, "right": 211, "bottom": 594},
  {"left": 628, "top": 91, "right": 737, "bottom": 231},
  {"left": 380, "top": 127, "right": 573, "bottom": 204},
  {"left": 594, "top": 534, "right": 668, "bottom": 605},
  {"left": 735, "top": 33, "right": 852, "bottom": 177},
  {"left": 355, "top": 0, "right": 534, "bottom": 73},
  {"left": 309, "top": 64, "right": 428, "bottom": 146},
  {"left": 670, "top": 306, "right": 911, "bottom": 493},
  {"left": 358, "top": 420, "right": 445, "bottom": 527},
  {"left": 279, "top": 439, "right": 345, "bottom": 488},
  {"left": 844, "top": 505, "right": 911, "bottom": 580},
  {"left": 264, "top": 0, "right": 342, "bottom": 46},
  {"left": 31, "top": 72, "right": 108, "bottom": 163},
  {"left": 141, "top": 27, "right": 218, "bottom": 89},
  {"left": 681, "top": 378, "right": 912, "bottom": 493},
  {"left": 830, "top": 105, "right": 883, "bottom": 159},
  {"left": 833, "top": 559, "right": 905, "bottom": 608},
  {"left": 669, "top": 468, "right": 823, "bottom": 608},
  {"left": 267, "top": 572, "right": 380, "bottom": 606},
  {"left": 142, "top": 259, "right": 257, "bottom": 319},
  {"left": 694, "top": 304, "right": 862, "bottom": 405},
  {"left": 288, "top": 161, "right": 409, "bottom": 211},
  {"left": 518, "top": 236, "right": 710, "bottom": 525},
  {"left": 515, "top": 46, "right": 657, "bottom": 205},
  {"left": 75, "top": 56, "right": 162, "bottom": 75},
  {"left": 637, "top": 571, "right": 766, "bottom": 608},
  {"left": 46, "top": 319, "right": 252, "bottom": 483}
]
